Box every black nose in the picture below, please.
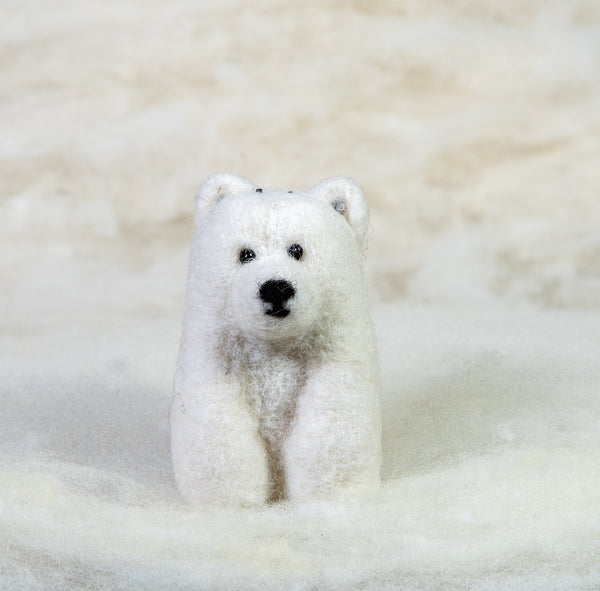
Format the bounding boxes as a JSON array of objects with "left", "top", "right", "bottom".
[{"left": 259, "top": 279, "right": 295, "bottom": 317}]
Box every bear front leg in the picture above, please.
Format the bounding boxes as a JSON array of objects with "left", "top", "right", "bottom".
[
  {"left": 282, "top": 360, "right": 382, "bottom": 502},
  {"left": 170, "top": 377, "right": 269, "bottom": 507}
]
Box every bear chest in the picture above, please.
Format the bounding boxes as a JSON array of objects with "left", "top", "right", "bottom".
[{"left": 240, "top": 354, "right": 307, "bottom": 444}]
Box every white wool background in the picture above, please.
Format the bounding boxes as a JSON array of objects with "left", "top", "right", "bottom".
[{"left": 1, "top": 0, "right": 600, "bottom": 589}]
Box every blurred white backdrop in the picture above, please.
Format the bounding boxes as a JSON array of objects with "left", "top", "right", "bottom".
[{"left": 1, "top": 1, "right": 600, "bottom": 589}]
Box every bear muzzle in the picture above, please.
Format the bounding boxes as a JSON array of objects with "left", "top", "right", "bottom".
[{"left": 259, "top": 279, "right": 296, "bottom": 318}]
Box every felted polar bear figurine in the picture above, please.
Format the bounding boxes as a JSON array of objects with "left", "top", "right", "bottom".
[{"left": 171, "top": 173, "right": 381, "bottom": 506}]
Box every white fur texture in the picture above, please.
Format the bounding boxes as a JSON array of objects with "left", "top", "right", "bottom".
[{"left": 171, "top": 174, "right": 381, "bottom": 505}]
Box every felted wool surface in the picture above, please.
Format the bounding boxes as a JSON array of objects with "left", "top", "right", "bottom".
[
  {"left": 171, "top": 174, "right": 381, "bottom": 505},
  {"left": 2, "top": 1, "right": 600, "bottom": 589}
]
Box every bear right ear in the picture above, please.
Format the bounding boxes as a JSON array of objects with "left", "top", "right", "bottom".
[{"left": 194, "top": 173, "right": 256, "bottom": 219}]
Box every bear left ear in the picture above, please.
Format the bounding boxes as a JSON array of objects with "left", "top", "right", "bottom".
[
  {"left": 194, "top": 173, "right": 256, "bottom": 220},
  {"left": 309, "top": 177, "right": 370, "bottom": 244}
]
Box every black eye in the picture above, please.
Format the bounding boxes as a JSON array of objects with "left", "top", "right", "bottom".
[
  {"left": 287, "top": 243, "right": 303, "bottom": 261},
  {"left": 239, "top": 249, "right": 256, "bottom": 264}
]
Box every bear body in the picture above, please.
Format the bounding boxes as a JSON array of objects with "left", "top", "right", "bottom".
[{"left": 170, "top": 174, "right": 381, "bottom": 505}]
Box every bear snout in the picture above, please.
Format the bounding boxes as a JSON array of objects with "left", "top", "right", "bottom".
[{"left": 259, "top": 279, "right": 296, "bottom": 318}]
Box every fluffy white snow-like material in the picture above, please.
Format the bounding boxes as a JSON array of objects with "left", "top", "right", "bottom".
[
  {"left": 171, "top": 174, "right": 381, "bottom": 505},
  {"left": 1, "top": 0, "right": 600, "bottom": 589}
]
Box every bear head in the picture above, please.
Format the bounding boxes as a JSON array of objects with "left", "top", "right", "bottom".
[{"left": 187, "top": 173, "right": 370, "bottom": 347}]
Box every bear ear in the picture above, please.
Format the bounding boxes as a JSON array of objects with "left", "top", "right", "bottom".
[
  {"left": 309, "top": 176, "right": 370, "bottom": 244},
  {"left": 194, "top": 173, "right": 256, "bottom": 219}
]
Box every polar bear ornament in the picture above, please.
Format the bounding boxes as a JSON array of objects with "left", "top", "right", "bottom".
[{"left": 170, "top": 173, "right": 381, "bottom": 506}]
